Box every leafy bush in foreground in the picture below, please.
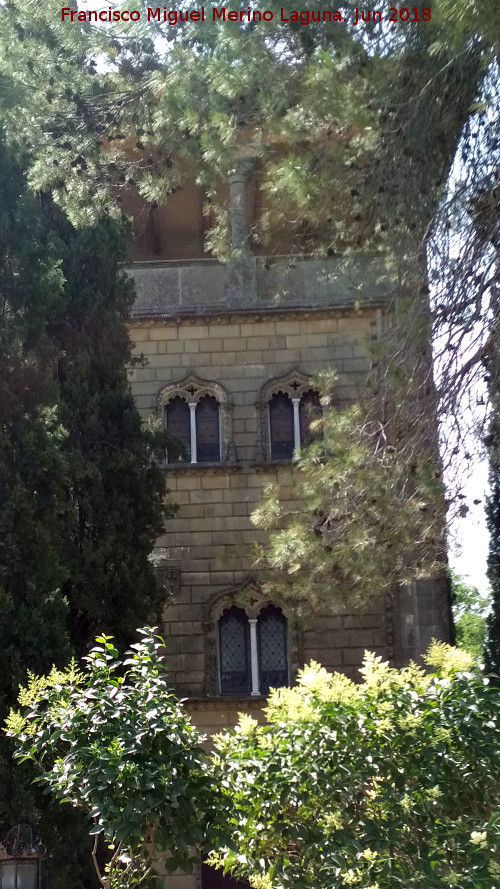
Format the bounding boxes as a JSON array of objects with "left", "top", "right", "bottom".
[
  {"left": 6, "top": 631, "right": 214, "bottom": 889},
  {"left": 212, "top": 644, "right": 500, "bottom": 889},
  {"left": 6, "top": 635, "right": 500, "bottom": 889}
]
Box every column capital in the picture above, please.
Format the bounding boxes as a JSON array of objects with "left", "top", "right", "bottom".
[{"left": 228, "top": 156, "right": 255, "bottom": 183}]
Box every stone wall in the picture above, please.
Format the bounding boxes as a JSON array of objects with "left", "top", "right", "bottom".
[
  {"left": 126, "top": 262, "right": 451, "bottom": 889},
  {"left": 129, "top": 306, "right": 391, "bottom": 697},
  {"left": 129, "top": 255, "right": 390, "bottom": 317},
  {"left": 129, "top": 308, "right": 377, "bottom": 421}
]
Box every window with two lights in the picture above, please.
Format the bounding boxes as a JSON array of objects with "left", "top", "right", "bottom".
[
  {"left": 218, "top": 604, "right": 288, "bottom": 696},
  {"left": 166, "top": 394, "right": 220, "bottom": 463},
  {"left": 158, "top": 375, "right": 228, "bottom": 465},
  {"left": 269, "top": 387, "right": 322, "bottom": 459}
]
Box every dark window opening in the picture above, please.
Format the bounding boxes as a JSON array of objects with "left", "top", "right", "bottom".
[
  {"left": 196, "top": 394, "right": 220, "bottom": 463},
  {"left": 219, "top": 607, "right": 251, "bottom": 695},
  {"left": 257, "top": 605, "right": 288, "bottom": 694},
  {"left": 299, "top": 389, "right": 322, "bottom": 446},
  {"left": 201, "top": 862, "right": 250, "bottom": 888},
  {"left": 269, "top": 391, "right": 294, "bottom": 460},
  {"left": 165, "top": 396, "right": 190, "bottom": 463}
]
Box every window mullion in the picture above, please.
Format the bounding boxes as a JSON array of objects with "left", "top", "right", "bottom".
[
  {"left": 218, "top": 409, "right": 222, "bottom": 461},
  {"left": 291, "top": 397, "right": 301, "bottom": 450},
  {"left": 188, "top": 402, "right": 197, "bottom": 463},
  {"left": 248, "top": 618, "right": 260, "bottom": 696}
]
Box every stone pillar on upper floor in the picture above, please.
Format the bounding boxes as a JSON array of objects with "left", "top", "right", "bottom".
[
  {"left": 226, "top": 152, "right": 258, "bottom": 306},
  {"left": 228, "top": 153, "right": 256, "bottom": 252}
]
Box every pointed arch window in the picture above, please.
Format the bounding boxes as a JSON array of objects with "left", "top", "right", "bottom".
[
  {"left": 196, "top": 394, "right": 221, "bottom": 463},
  {"left": 165, "top": 396, "right": 190, "bottom": 463},
  {"left": 269, "top": 392, "right": 294, "bottom": 460},
  {"left": 299, "top": 388, "right": 322, "bottom": 446},
  {"left": 165, "top": 396, "right": 220, "bottom": 464},
  {"left": 266, "top": 377, "right": 322, "bottom": 460},
  {"left": 217, "top": 604, "right": 288, "bottom": 696},
  {"left": 158, "top": 375, "right": 231, "bottom": 465}
]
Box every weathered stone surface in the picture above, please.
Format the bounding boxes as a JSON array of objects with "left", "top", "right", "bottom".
[
  {"left": 128, "top": 262, "right": 450, "bottom": 704},
  {"left": 128, "top": 255, "right": 391, "bottom": 318}
]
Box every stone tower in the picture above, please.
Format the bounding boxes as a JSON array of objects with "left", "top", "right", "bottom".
[{"left": 125, "top": 161, "right": 451, "bottom": 886}]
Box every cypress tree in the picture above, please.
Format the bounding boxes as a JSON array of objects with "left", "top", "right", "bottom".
[
  {"left": 49, "top": 211, "right": 167, "bottom": 654},
  {"left": 0, "top": 137, "right": 167, "bottom": 887}
]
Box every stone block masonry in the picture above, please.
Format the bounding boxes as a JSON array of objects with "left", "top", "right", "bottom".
[
  {"left": 128, "top": 302, "right": 394, "bottom": 698},
  {"left": 128, "top": 255, "right": 449, "bottom": 716}
]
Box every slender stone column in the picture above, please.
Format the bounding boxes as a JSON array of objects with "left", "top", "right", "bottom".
[
  {"left": 188, "top": 402, "right": 197, "bottom": 463},
  {"left": 292, "top": 397, "right": 301, "bottom": 450},
  {"left": 248, "top": 617, "right": 260, "bottom": 696}
]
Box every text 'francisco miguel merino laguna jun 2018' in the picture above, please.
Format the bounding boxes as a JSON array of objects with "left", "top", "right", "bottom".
[{"left": 61, "top": 7, "right": 432, "bottom": 24}]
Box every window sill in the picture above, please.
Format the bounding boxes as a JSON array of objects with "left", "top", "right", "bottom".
[
  {"left": 251, "top": 460, "right": 295, "bottom": 471},
  {"left": 184, "top": 695, "right": 268, "bottom": 707},
  {"left": 162, "top": 462, "right": 242, "bottom": 473}
]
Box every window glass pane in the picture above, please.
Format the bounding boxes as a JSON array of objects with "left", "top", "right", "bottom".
[
  {"left": 219, "top": 607, "right": 250, "bottom": 695},
  {"left": 0, "top": 862, "right": 17, "bottom": 889},
  {"left": 299, "top": 389, "right": 322, "bottom": 446},
  {"left": 258, "top": 606, "right": 288, "bottom": 694},
  {"left": 196, "top": 395, "right": 220, "bottom": 463},
  {"left": 17, "top": 862, "right": 38, "bottom": 889},
  {"left": 269, "top": 392, "right": 294, "bottom": 460},
  {"left": 165, "top": 397, "right": 190, "bottom": 463}
]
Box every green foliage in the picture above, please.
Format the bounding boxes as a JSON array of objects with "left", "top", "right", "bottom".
[
  {"left": 486, "top": 438, "right": 500, "bottom": 674},
  {"left": 0, "top": 0, "right": 495, "bottom": 599},
  {"left": 0, "top": 135, "right": 168, "bottom": 887},
  {"left": 451, "top": 574, "right": 489, "bottom": 662},
  {"left": 1, "top": 0, "right": 490, "bottom": 258},
  {"left": 8, "top": 632, "right": 500, "bottom": 889},
  {"left": 212, "top": 645, "right": 500, "bottom": 889},
  {"left": 0, "top": 142, "right": 168, "bottom": 669},
  {"left": 0, "top": 136, "right": 97, "bottom": 886},
  {"left": 252, "top": 377, "right": 445, "bottom": 607},
  {"left": 0, "top": 0, "right": 497, "bottom": 468},
  {"left": 0, "top": 133, "right": 167, "bottom": 678},
  {"left": 48, "top": 214, "right": 168, "bottom": 653},
  {"left": 6, "top": 631, "right": 215, "bottom": 889},
  {"left": 0, "top": 139, "right": 72, "bottom": 699},
  {"left": 0, "top": 1, "right": 498, "bottom": 876}
]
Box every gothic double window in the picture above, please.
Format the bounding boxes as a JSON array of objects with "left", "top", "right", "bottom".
[
  {"left": 165, "top": 393, "right": 220, "bottom": 463},
  {"left": 157, "top": 369, "right": 321, "bottom": 465},
  {"left": 259, "top": 370, "right": 322, "bottom": 461},
  {"left": 268, "top": 388, "right": 322, "bottom": 459},
  {"left": 156, "top": 375, "right": 232, "bottom": 465},
  {"left": 218, "top": 604, "right": 288, "bottom": 695}
]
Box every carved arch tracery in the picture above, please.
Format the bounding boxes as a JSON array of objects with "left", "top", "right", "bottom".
[{"left": 257, "top": 367, "right": 313, "bottom": 405}]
